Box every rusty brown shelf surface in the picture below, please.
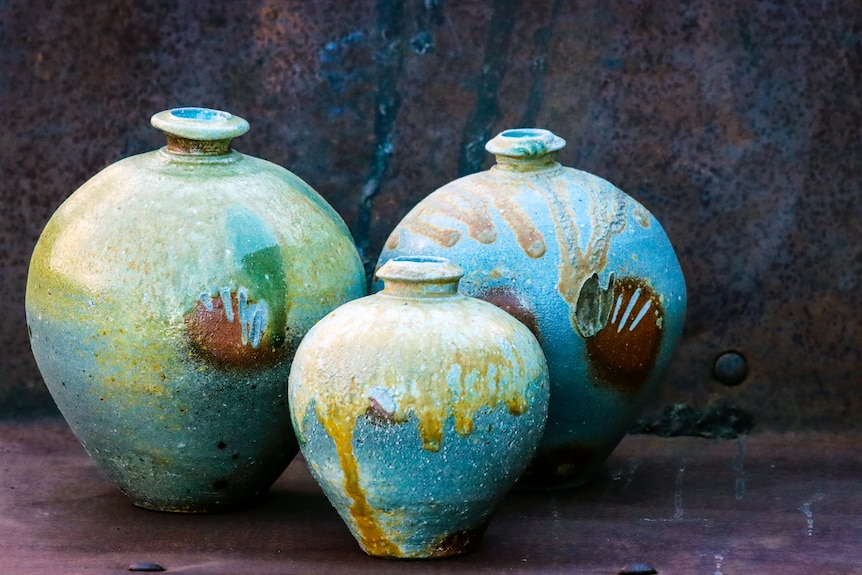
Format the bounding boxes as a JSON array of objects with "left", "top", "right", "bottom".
[{"left": 1, "top": 418, "right": 860, "bottom": 574}]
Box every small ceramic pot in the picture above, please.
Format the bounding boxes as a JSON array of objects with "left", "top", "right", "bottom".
[
  {"left": 377, "top": 128, "right": 686, "bottom": 489},
  {"left": 289, "top": 256, "right": 549, "bottom": 558},
  {"left": 26, "top": 107, "right": 366, "bottom": 512}
]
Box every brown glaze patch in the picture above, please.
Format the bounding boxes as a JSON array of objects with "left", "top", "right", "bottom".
[
  {"left": 518, "top": 442, "right": 603, "bottom": 489},
  {"left": 476, "top": 287, "right": 540, "bottom": 340},
  {"left": 364, "top": 397, "right": 400, "bottom": 427},
  {"left": 185, "top": 292, "right": 282, "bottom": 370},
  {"left": 585, "top": 277, "right": 664, "bottom": 395},
  {"left": 428, "top": 518, "right": 490, "bottom": 558}
]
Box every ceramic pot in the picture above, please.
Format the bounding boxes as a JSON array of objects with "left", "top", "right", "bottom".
[
  {"left": 289, "top": 256, "right": 549, "bottom": 558},
  {"left": 376, "top": 128, "right": 686, "bottom": 489},
  {"left": 25, "top": 107, "right": 366, "bottom": 512}
]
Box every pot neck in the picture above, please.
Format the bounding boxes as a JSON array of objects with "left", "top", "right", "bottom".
[
  {"left": 485, "top": 128, "right": 566, "bottom": 173},
  {"left": 151, "top": 107, "right": 250, "bottom": 158},
  {"left": 375, "top": 256, "right": 464, "bottom": 298}
]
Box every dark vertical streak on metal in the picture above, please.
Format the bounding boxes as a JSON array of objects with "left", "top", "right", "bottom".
[
  {"left": 457, "top": 0, "right": 520, "bottom": 177},
  {"left": 410, "top": 0, "right": 444, "bottom": 54},
  {"left": 520, "top": 0, "right": 563, "bottom": 127},
  {"left": 355, "top": 0, "right": 406, "bottom": 270}
]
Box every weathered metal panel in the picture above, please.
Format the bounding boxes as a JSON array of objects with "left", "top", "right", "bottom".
[{"left": 1, "top": 0, "right": 860, "bottom": 429}]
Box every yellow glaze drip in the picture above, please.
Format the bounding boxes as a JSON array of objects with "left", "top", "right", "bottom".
[
  {"left": 290, "top": 294, "right": 546, "bottom": 556},
  {"left": 317, "top": 402, "right": 401, "bottom": 557}
]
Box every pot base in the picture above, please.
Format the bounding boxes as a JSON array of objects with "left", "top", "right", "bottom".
[{"left": 360, "top": 519, "right": 490, "bottom": 560}]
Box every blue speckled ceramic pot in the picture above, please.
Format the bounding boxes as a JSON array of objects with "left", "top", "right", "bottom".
[
  {"left": 376, "top": 129, "right": 686, "bottom": 489},
  {"left": 26, "top": 107, "right": 366, "bottom": 512},
  {"left": 289, "top": 256, "right": 549, "bottom": 558}
]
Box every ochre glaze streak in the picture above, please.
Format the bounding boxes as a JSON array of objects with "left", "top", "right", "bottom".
[
  {"left": 409, "top": 218, "right": 462, "bottom": 248},
  {"left": 490, "top": 190, "right": 546, "bottom": 258},
  {"left": 401, "top": 168, "right": 636, "bottom": 334},
  {"left": 535, "top": 174, "right": 629, "bottom": 330},
  {"left": 403, "top": 186, "right": 496, "bottom": 247},
  {"left": 317, "top": 407, "right": 401, "bottom": 557},
  {"left": 383, "top": 230, "right": 401, "bottom": 251},
  {"left": 400, "top": 172, "right": 546, "bottom": 258}
]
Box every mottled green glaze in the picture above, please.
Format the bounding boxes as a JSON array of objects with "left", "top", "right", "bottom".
[
  {"left": 289, "top": 256, "right": 549, "bottom": 558},
  {"left": 26, "top": 107, "right": 366, "bottom": 512}
]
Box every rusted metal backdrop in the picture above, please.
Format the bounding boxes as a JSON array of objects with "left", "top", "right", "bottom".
[{"left": 1, "top": 0, "right": 860, "bottom": 432}]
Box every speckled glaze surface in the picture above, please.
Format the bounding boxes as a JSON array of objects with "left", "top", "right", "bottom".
[
  {"left": 25, "top": 107, "right": 366, "bottom": 512},
  {"left": 289, "top": 256, "right": 549, "bottom": 558},
  {"left": 377, "top": 129, "right": 686, "bottom": 489}
]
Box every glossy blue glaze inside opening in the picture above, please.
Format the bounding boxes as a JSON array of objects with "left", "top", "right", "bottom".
[
  {"left": 501, "top": 129, "right": 543, "bottom": 138},
  {"left": 390, "top": 255, "right": 450, "bottom": 264},
  {"left": 170, "top": 108, "right": 232, "bottom": 122}
]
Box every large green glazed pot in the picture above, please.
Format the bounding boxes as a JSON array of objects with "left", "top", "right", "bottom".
[
  {"left": 376, "top": 128, "right": 686, "bottom": 489},
  {"left": 289, "top": 256, "right": 549, "bottom": 558},
  {"left": 25, "top": 107, "right": 366, "bottom": 512}
]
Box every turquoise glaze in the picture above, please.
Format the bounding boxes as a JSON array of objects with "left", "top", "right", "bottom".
[
  {"left": 289, "top": 256, "right": 549, "bottom": 558},
  {"left": 376, "top": 129, "right": 686, "bottom": 489},
  {"left": 26, "top": 107, "right": 366, "bottom": 512}
]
